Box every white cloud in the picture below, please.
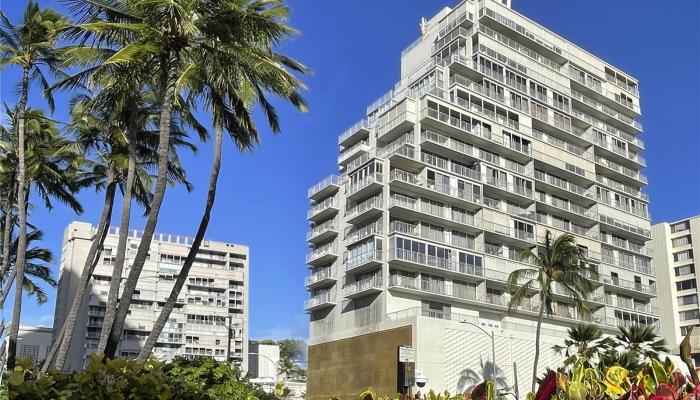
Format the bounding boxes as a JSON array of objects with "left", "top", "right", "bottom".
[{"left": 20, "top": 313, "right": 54, "bottom": 328}]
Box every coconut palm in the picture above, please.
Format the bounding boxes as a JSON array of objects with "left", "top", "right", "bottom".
[
  {"left": 0, "top": 1, "right": 69, "bottom": 370},
  {"left": 506, "top": 230, "right": 598, "bottom": 393},
  {"left": 45, "top": 90, "right": 198, "bottom": 370},
  {"left": 135, "top": 0, "right": 308, "bottom": 361},
  {"left": 552, "top": 323, "right": 614, "bottom": 369},
  {"left": 0, "top": 227, "right": 56, "bottom": 305}
]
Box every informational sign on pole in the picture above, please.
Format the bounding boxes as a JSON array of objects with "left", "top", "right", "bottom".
[
  {"left": 397, "top": 345, "right": 415, "bottom": 394},
  {"left": 398, "top": 345, "right": 415, "bottom": 363}
]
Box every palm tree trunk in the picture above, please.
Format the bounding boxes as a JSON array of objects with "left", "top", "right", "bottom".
[
  {"left": 7, "top": 67, "right": 30, "bottom": 371},
  {"left": 40, "top": 316, "right": 66, "bottom": 372},
  {"left": 50, "top": 180, "right": 117, "bottom": 370},
  {"left": 136, "top": 124, "right": 223, "bottom": 362},
  {"left": 0, "top": 190, "right": 14, "bottom": 282},
  {"left": 97, "top": 137, "right": 136, "bottom": 354},
  {"left": 103, "top": 50, "right": 180, "bottom": 359},
  {"left": 531, "top": 292, "right": 546, "bottom": 393}
]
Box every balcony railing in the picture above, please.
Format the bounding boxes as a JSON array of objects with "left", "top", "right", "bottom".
[
  {"left": 602, "top": 276, "right": 656, "bottom": 295},
  {"left": 346, "top": 195, "right": 383, "bottom": 219},
  {"left": 338, "top": 119, "right": 369, "bottom": 144},
  {"left": 596, "top": 175, "right": 648, "bottom": 201},
  {"left": 481, "top": 220, "right": 535, "bottom": 242},
  {"left": 599, "top": 214, "right": 651, "bottom": 239},
  {"left": 344, "top": 249, "right": 382, "bottom": 271},
  {"left": 390, "top": 247, "right": 484, "bottom": 277},
  {"left": 308, "top": 175, "right": 340, "bottom": 198},
  {"left": 346, "top": 173, "right": 383, "bottom": 196},
  {"left": 304, "top": 292, "right": 335, "bottom": 309},
  {"left": 344, "top": 274, "right": 383, "bottom": 296},
  {"left": 306, "top": 242, "right": 337, "bottom": 263},
  {"left": 307, "top": 219, "right": 338, "bottom": 240}
]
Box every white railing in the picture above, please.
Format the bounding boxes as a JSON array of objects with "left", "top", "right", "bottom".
[{"left": 308, "top": 175, "right": 340, "bottom": 198}]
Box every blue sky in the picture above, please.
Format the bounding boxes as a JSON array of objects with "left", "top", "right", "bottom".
[{"left": 1, "top": 0, "right": 699, "bottom": 340}]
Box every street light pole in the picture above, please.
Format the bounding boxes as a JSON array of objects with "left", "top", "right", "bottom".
[{"left": 460, "top": 321, "right": 496, "bottom": 381}]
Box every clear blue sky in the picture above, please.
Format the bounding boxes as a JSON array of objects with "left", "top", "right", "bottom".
[{"left": 1, "top": 0, "right": 699, "bottom": 340}]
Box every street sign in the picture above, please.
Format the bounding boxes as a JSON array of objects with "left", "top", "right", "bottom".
[{"left": 398, "top": 345, "right": 415, "bottom": 363}]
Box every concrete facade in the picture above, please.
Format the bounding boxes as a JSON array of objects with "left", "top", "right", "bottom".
[
  {"left": 4, "top": 326, "right": 53, "bottom": 367},
  {"left": 249, "top": 342, "right": 281, "bottom": 379},
  {"left": 652, "top": 216, "right": 700, "bottom": 362},
  {"left": 305, "top": 0, "right": 654, "bottom": 398},
  {"left": 53, "top": 221, "right": 249, "bottom": 371}
]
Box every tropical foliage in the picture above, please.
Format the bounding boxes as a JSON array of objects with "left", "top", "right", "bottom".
[{"left": 5, "top": 355, "right": 280, "bottom": 400}]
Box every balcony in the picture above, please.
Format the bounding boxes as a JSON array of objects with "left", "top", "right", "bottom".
[
  {"left": 306, "top": 218, "right": 339, "bottom": 244},
  {"left": 344, "top": 249, "right": 383, "bottom": 274},
  {"left": 598, "top": 214, "right": 651, "bottom": 241},
  {"left": 481, "top": 220, "right": 536, "bottom": 247},
  {"left": 420, "top": 152, "right": 481, "bottom": 183},
  {"left": 587, "top": 133, "right": 645, "bottom": 168},
  {"left": 345, "top": 221, "right": 382, "bottom": 246},
  {"left": 601, "top": 253, "right": 655, "bottom": 276},
  {"left": 388, "top": 275, "right": 479, "bottom": 304},
  {"left": 305, "top": 267, "right": 336, "bottom": 288},
  {"left": 533, "top": 170, "right": 594, "bottom": 204},
  {"left": 308, "top": 175, "right": 341, "bottom": 201},
  {"left": 597, "top": 195, "right": 649, "bottom": 219},
  {"left": 338, "top": 119, "right": 370, "bottom": 147},
  {"left": 570, "top": 90, "right": 642, "bottom": 134},
  {"left": 550, "top": 283, "right": 605, "bottom": 306},
  {"left": 388, "top": 246, "right": 484, "bottom": 281},
  {"left": 605, "top": 297, "right": 658, "bottom": 316},
  {"left": 304, "top": 292, "right": 336, "bottom": 312},
  {"left": 596, "top": 175, "right": 648, "bottom": 202},
  {"left": 482, "top": 176, "right": 534, "bottom": 203},
  {"left": 346, "top": 173, "right": 384, "bottom": 201},
  {"left": 307, "top": 196, "right": 339, "bottom": 222},
  {"left": 389, "top": 220, "right": 479, "bottom": 252},
  {"left": 535, "top": 192, "right": 597, "bottom": 224},
  {"left": 377, "top": 98, "right": 417, "bottom": 143},
  {"left": 602, "top": 276, "right": 656, "bottom": 297},
  {"left": 388, "top": 194, "right": 481, "bottom": 234},
  {"left": 344, "top": 275, "right": 383, "bottom": 299},
  {"left": 378, "top": 133, "right": 421, "bottom": 170},
  {"left": 388, "top": 168, "right": 482, "bottom": 211},
  {"left": 346, "top": 195, "right": 383, "bottom": 225},
  {"left": 601, "top": 235, "right": 653, "bottom": 258},
  {"left": 338, "top": 140, "right": 371, "bottom": 165},
  {"left": 306, "top": 242, "right": 338, "bottom": 266}
]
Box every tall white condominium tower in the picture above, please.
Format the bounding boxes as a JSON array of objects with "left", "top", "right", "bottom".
[
  {"left": 53, "top": 221, "right": 249, "bottom": 371},
  {"left": 652, "top": 216, "right": 700, "bottom": 363},
  {"left": 304, "top": 0, "right": 654, "bottom": 398}
]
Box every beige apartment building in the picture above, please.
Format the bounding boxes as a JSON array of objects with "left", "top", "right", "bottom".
[
  {"left": 304, "top": 1, "right": 654, "bottom": 398},
  {"left": 53, "top": 221, "right": 249, "bottom": 371},
  {"left": 653, "top": 216, "right": 700, "bottom": 363}
]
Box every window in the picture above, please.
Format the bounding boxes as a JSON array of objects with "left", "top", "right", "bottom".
[
  {"left": 672, "top": 221, "right": 690, "bottom": 233},
  {"left": 677, "top": 279, "right": 697, "bottom": 291},
  {"left": 675, "top": 264, "right": 695, "bottom": 277},
  {"left": 673, "top": 236, "right": 692, "bottom": 248},
  {"left": 675, "top": 250, "right": 694, "bottom": 262},
  {"left": 680, "top": 309, "right": 700, "bottom": 321},
  {"left": 678, "top": 294, "right": 698, "bottom": 306}
]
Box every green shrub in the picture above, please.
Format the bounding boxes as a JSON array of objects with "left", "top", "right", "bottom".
[{"left": 5, "top": 355, "right": 277, "bottom": 400}]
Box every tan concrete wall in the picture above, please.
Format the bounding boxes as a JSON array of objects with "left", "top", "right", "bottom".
[{"left": 307, "top": 325, "right": 412, "bottom": 400}]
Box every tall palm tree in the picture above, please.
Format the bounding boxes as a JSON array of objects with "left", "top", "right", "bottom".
[
  {"left": 0, "top": 1, "right": 68, "bottom": 370},
  {"left": 506, "top": 230, "right": 598, "bottom": 393},
  {"left": 136, "top": 0, "right": 308, "bottom": 361},
  {"left": 44, "top": 90, "right": 197, "bottom": 370},
  {"left": 0, "top": 227, "right": 56, "bottom": 305},
  {"left": 615, "top": 325, "right": 667, "bottom": 362},
  {"left": 551, "top": 323, "right": 614, "bottom": 368}
]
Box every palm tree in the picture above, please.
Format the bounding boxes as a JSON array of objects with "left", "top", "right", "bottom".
[
  {"left": 615, "top": 325, "right": 667, "bottom": 362},
  {"left": 506, "top": 230, "right": 598, "bottom": 393},
  {"left": 0, "top": 1, "right": 68, "bottom": 370},
  {"left": 0, "top": 227, "right": 56, "bottom": 305},
  {"left": 551, "top": 323, "right": 614, "bottom": 368},
  {"left": 136, "top": 0, "right": 308, "bottom": 361},
  {"left": 44, "top": 90, "right": 197, "bottom": 370}
]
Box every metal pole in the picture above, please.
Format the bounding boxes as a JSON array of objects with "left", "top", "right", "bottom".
[{"left": 491, "top": 332, "right": 496, "bottom": 382}]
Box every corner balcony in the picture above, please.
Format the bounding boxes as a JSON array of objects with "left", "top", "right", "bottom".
[
  {"left": 306, "top": 242, "right": 338, "bottom": 266},
  {"left": 307, "top": 196, "right": 339, "bottom": 223},
  {"left": 343, "top": 275, "right": 383, "bottom": 299},
  {"left": 602, "top": 275, "right": 656, "bottom": 298},
  {"left": 344, "top": 249, "right": 383, "bottom": 274},
  {"left": 587, "top": 133, "right": 646, "bottom": 169},
  {"left": 481, "top": 176, "right": 534, "bottom": 204},
  {"left": 338, "top": 119, "right": 370, "bottom": 148},
  {"left": 535, "top": 192, "right": 597, "bottom": 225},
  {"left": 305, "top": 266, "right": 336, "bottom": 289},
  {"left": 378, "top": 134, "right": 422, "bottom": 171},
  {"left": 601, "top": 235, "right": 654, "bottom": 258},
  {"left": 338, "top": 140, "right": 371, "bottom": 166},
  {"left": 308, "top": 175, "right": 341, "bottom": 201},
  {"left": 377, "top": 98, "right": 417, "bottom": 143},
  {"left": 306, "top": 219, "right": 339, "bottom": 244},
  {"left": 389, "top": 169, "right": 482, "bottom": 211},
  {"left": 304, "top": 292, "right": 336, "bottom": 312},
  {"left": 346, "top": 195, "right": 383, "bottom": 226},
  {"left": 570, "top": 90, "right": 642, "bottom": 134},
  {"left": 346, "top": 173, "right": 384, "bottom": 201},
  {"left": 533, "top": 170, "right": 595, "bottom": 204}
]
